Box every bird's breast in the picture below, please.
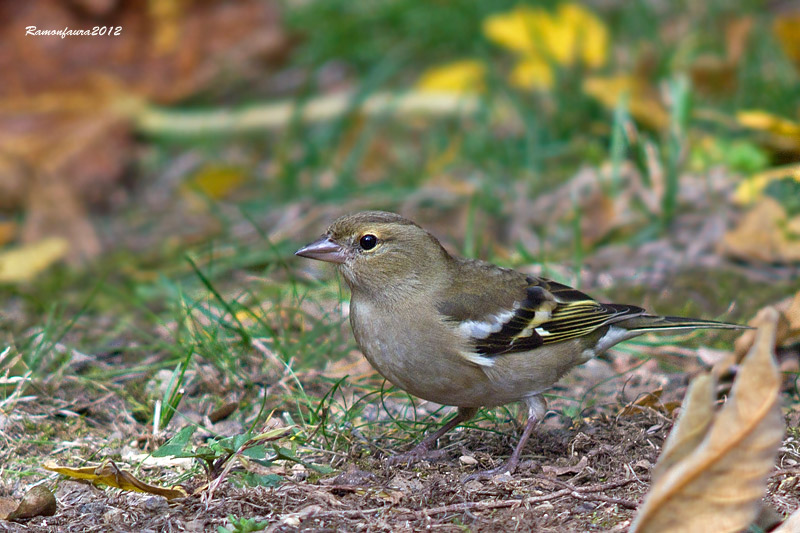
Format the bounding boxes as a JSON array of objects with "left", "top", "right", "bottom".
[{"left": 349, "top": 297, "right": 492, "bottom": 407}]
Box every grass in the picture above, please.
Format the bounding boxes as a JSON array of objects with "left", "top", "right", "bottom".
[{"left": 2, "top": 1, "right": 800, "bottom": 529}]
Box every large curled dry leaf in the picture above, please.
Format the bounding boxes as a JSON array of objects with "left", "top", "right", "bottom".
[
  {"left": 45, "top": 461, "right": 187, "bottom": 500},
  {"left": 631, "top": 308, "right": 785, "bottom": 533}
]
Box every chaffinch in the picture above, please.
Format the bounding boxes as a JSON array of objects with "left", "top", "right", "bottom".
[{"left": 296, "top": 211, "right": 744, "bottom": 477}]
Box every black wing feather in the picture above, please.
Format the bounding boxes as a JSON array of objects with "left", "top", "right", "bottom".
[{"left": 473, "top": 278, "right": 645, "bottom": 356}]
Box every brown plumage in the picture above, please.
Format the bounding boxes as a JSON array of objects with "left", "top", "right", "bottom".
[{"left": 296, "top": 211, "right": 746, "bottom": 477}]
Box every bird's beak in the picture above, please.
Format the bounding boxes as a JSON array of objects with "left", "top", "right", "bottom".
[{"left": 295, "top": 236, "right": 346, "bottom": 264}]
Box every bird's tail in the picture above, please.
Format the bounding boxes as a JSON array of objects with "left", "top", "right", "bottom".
[{"left": 616, "top": 314, "right": 750, "bottom": 333}]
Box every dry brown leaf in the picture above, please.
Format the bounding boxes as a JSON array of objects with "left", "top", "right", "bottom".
[
  {"left": 650, "top": 375, "right": 714, "bottom": 481},
  {"left": 730, "top": 290, "right": 800, "bottom": 363},
  {"left": 689, "top": 17, "right": 752, "bottom": 96},
  {"left": 619, "top": 389, "right": 680, "bottom": 418},
  {"left": 720, "top": 197, "right": 800, "bottom": 263},
  {"left": 630, "top": 308, "right": 785, "bottom": 533},
  {"left": 2, "top": 485, "right": 57, "bottom": 521},
  {"left": 0, "top": 497, "right": 19, "bottom": 520},
  {"left": 0, "top": 1, "right": 287, "bottom": 261},
  {"left": 45, "top": 461, "right": 187, "bottom": 500},
  {"left": 0, "top": 221, "right": 16, "bottom": 246},
  {"left": 774, "top": 12, "right": 800, "bottom": 71},
  {"left": 579, "top": 188, "right": 618, "bottom": 247}
]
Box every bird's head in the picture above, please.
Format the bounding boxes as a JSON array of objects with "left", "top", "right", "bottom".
[{"left": 296, "top": 211, "right": 451, "bottom": 298}]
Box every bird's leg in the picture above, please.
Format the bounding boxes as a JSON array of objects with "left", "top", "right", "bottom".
[
  {"left": 464, "top": 395, "right": 546, "bottom": 480},
  {"left": 387, "top": 406, "right": 478, "bottom": 466}
]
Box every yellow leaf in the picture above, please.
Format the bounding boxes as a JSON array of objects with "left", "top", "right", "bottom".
[
  {"left": 415, "top": 60, "right": 486, "bottom": 94},
  {"left": 483, "top": 6, "right": 546, "bottom": 56},
  {"left": 555, "top": 3, "right": 609, "bottom": 68},
  {"left": 181, "top": 165, "right": 249, "bottom": 204},
  {"left": 583, "top": 75, "right": 669, "bottom": 130},
  {"left": 631, "top": 309, "right": 785, "bottom": 533},
  {"left": 45, "top": 461, "right": 187, "bottom": 500},
  {"left": 510, "top": 56, "right": 554, "bottom": 89},
  {"left": 0, "top": 237, "right": 68, "bottom": 283},
  {"left": 483, "top": 3, "right": 608, "bottom": 68},
  {"left": 737, "top": 110, "right": 800, "bottom": 153},
  {"left": 559, "top": 4, "right": 609, "bottom": 68},
  {"left": 732, "top": 163, "right": 800, "bottom": 205},
  {"left": 738, "top": 110, "right": 800, "bottom": 137}
]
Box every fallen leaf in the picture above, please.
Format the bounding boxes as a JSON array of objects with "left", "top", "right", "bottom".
[
  {"left": 0, "top": 497, "right": 19, "bottom": 520},
  {"left": 732, "top": 163, "right": 800, "bottom": 205},
  {"left": 582, "top": 75, "right": 668, "bottom": 130},
  {"left": 0, "top": 221, "right": 16, "bottom": 246},
  {"left": 416, "top": 60, "right": 486, "bottom": 94},
  {"left": 557, "top": 3, "right": 608, "bottom": 68},
  {"left": 619, "top": 389, "right": 680, "bottom": 418},
  {"left": 736, "top": 110, "right": 800, "bottom": 154},
  {"left": 0, "top": 237, "right": 68, "bottom": 283},
  {"left": 688, "top": 17, "right": 752, "bottom": 96},
  {"left": 651, "top": 376, "right": 714, "bottom": 481},
  {"left": 482, "top": 3, "right": 608, "bottom": 90},
  {"left": 45, "top": 461, "right": 187, "bottom": 500},
  {"left": 630, "top": 308, "right": 785, "bottom": 533},
  {"left": 484, "top": 3, "right": 607, "bottom": 68},
  {"left": 720, "top": 197, "right": 800, "bottom": 263},
  {"left": 730, "top": 290, "right": 800, "bottom": 363},
  {"left": 4, "top": 485, "right": 57, "bottom": 521},
  {"left": 483, "top": 6, "right": 550, "bottom": 56},
  {"left": 774, "top": 12, "right": 800, "bottom": 71},
  {"left": 510, "top": 55, "right": 555, "bottom": 90},
  {"left": 180, "top": 165, "right": 250, "bottom": 212},
  {"left": 0, "top": 0, "right": 287, "bottom": 261}
]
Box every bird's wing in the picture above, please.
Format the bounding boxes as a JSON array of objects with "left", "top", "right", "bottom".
[{"left": 438, "top": 264, "right": 645, "bottom": 357}]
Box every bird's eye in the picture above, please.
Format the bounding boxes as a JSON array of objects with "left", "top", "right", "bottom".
[{"left": 359, "top": 234, "right": 378, "bottom": 250}]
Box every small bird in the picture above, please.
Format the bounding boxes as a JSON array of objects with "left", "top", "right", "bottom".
[{"left": 296, "top": 211, "right": 745, "bottom": 477}]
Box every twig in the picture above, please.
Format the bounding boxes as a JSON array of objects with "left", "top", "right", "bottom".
[
  {"left": 530, "top": 475, "right": 640, "bottom": 509},
  {"left": 301, "top": 477, "right": 642, "bottom": 522}
]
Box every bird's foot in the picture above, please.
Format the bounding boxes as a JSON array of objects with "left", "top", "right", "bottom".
[
  {"left": 461, "top": 456, "right": 520, "bottom": 482},
  {"left": 386, "top": 443, "right": 448, "bottom": 466}
]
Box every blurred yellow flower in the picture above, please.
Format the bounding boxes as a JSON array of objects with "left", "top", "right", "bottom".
[
  {"left": 483, "top": 2, "right": 608, "bottom": 89},
  {"left": 416, "top": 60, "right": 486, "bottom": 94}
]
